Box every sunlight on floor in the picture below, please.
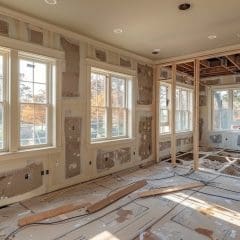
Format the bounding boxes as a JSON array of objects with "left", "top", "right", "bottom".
[
  {"left": 163, "top": 193, "right": 240, "bottom": 226},
  {"left": 90, "top": 231, "right": 120, "bottom": 240}
]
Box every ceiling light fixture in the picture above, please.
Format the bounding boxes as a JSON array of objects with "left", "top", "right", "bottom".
[
  {"left": 152, "top": 49, "right": 160, "bottom": 55},
  {"left": 44, "top": 0, "right": 57, "bottom": 5},
  {"left": 178, "top": 3, "right": 191, "bottom": 11},
  {"left": 113, "top": 28, "right": 123, "bottom": 34},
  {"left": 208, "top": 35, "right": 217, "bottom": 40}
]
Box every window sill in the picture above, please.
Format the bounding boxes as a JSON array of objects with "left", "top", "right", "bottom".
[
  {"left": 89, "top": 138, "right": 135, "bottom": 148},
  {"left": 0, "top": 146, "right": 62, "bottom": 162}
]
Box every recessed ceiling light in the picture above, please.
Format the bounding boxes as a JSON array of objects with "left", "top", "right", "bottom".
[
  {"left": 113, "top": 28, "right": 123, "bottom": 34},
  {"left": 44, "top": 0, "right": 57, "bottom": 5},
  {"left": 152, "top": 49, "right": 160, "bottom": 55},
  {"left": 178, "top": 3, "right": 191, "bottom": 11},
  {"left": 208, "top": 35, "right": 217, "bottom": 40}
]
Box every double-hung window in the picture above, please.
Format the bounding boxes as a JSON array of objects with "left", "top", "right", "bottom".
[
  {"left": 212, "top": 88, "right": 240, "bottom": 130},
  {"left": 0, "top": 52, "right": 7, "bottom": 151},
  {"left": 19, "top": 55, "right": 53, "bottom": 147},
  {"left": 176, "top": 86, "right": 193, "bottom": 132},
  {"left": 90, "top": 68, "right": 131, "bottom": 142},
  {"left": 159, "top": 84, "right": 171, "bottom": 134}
]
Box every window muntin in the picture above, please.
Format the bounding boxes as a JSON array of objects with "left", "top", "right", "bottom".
[
  {"left": 175, "top": 86, "right": 193, "bottom": 132},
  {"left": 90, "top": 69, "right": 130, "bottom": 142},
  {"left": 212, "top": 88, "right": 240, "bottom": 131},
  {"left": 19, "top": 57, "right": 51, "bottom": 147},
  {"left": 159, "top": 84, "right": 171, "bottom": 134}
]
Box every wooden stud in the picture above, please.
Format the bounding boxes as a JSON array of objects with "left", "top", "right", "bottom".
[
  {"left": 171, "top": 64, "right": 176, "bottom": 166},
  {"left": 139, "top": 182, "right": 204, "bottom": 198},
  {"left": 226, "top": 55, "right": 240, "bottom": 70},
  {"left": 18, "top": 202, "right": 90, "bottom": 227},
  {"left": 193, "top": 59, "right": 200, "bottom": 170},
  {"left": 86, "top": 180, "right": 147, "bottom": 213}
]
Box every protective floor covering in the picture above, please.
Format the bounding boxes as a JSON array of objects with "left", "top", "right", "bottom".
[{"left": 0, "top": 162, "right": 239, "bottom": 240}]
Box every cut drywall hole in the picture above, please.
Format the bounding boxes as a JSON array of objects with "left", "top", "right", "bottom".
[
  {"left": 152, "top": 49, "right": 160, "bottom": 55},
  {"left": 178, "top": 3, "right": 191, "bottom": 11},
  {"left": 208, "top": 35, "right": 217, "bottom": 40},
  {"left": 44, "top": 0, "right": 57, "bottom": 4},
  {"left": 113, "top": 28, "right": 123, "bottom": 34}
]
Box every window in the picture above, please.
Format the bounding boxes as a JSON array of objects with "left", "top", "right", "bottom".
[
  {"left": 19, "top": 56, "right": 54, "bottom": 147},
  {"left": 176, "top": 86, "right": 193, "bottom": 132},
  {"left": 0, "top": 53, "right": 7, "bottom": 150},
  {"left": 90, "top": 68, "right": 131, "bottom": 142},
  {"left": 212, "top": 88, "right": 240, "bottom": 130},
  {"left": 159, "top": 84, "right": 171, "bottom": 134}
]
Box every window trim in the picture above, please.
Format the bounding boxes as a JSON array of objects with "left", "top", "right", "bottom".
[
  {"left": 88, "top": 66, "right": 133, "bottom": 144},
  {"left": 0, "top": 49, "right": 9, "bottom": 152},
  {"left": 18, "top": 53, "right": 56, "bottom": 149}
]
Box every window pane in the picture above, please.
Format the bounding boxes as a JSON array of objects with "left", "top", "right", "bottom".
[
  {"left": 112, "top": 109, "right": 126, "bottom": 137},
  {"left": 91, "top": 107, "right": 106, "bottom": 139},
  {"left": 233, "top": 90, "right": 240, "bottom": 122},
  {"left": 34, "top": 62, "right": 47, "bottom": 83},
  {"left": 112, "top": 77, "right": 125, "bottom": 108},
  {"left": 20, "top": 104, "right": 34, "bottom": 146},
  {"left": 213, "top": 90, "right": 229, "bottom": 130},
  {"left": 160, "top": 85, "right": 168, "bottom": 108},
  {"left": 34, "top": 83, "right": 47, "bottom": 103},
  {"left": 19, "top": 59, "right": 34, "bottom": 82},
  {"left": 0, "top": 104, "right": 3, "bottom": 149},
  {"left": 20, "top": 81, "right": 33, "bottom": 103},
  {"left": 34, "top": 105, "right": 47, "bottom": 144},
  {"left": 91, "top": 72, "right": 106, "bottom": 107}
]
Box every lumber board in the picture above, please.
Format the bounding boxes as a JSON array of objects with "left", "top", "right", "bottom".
[
  {"left": 138, "top": 182, "right": 204, "bottom": 198},
  {"left": 86, "top": 180, "right": 147, "bottom": 213},
  {"left": 18, "top": 202, "right": 89, "bottom": 227}
]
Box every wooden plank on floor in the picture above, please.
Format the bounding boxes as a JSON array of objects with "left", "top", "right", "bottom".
[
  {"left": 18, "top": 202, "right": 90, "bottom": 227},
  {"left": 138, "top": 182, "right": 204, "bottom": 198},
  {"left": 86, "top": 180, "right": 147, "bottom": 213}
]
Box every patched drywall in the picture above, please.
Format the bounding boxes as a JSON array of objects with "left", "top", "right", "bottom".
[
  {"left": 0, "top": 19, "right": 9, "bottom": 36},
  {"left": 0, "top": 163, "right": 43, "bottom": 198},
  {"left": 137, "top": 64, "right": 153, "bottom": 105},
  {"left": 139, "top": 116, "right": 152, "bottom": 160},
  {"left": 64, "top": 117, "right": 81, "bottom": 178},
  {"left": 61, "top": 37, "right": 80, "bottom": 97},
  {"left": 28, "top": 29, "right": 43, "bottom": 45},
  {"left": 96, "top": 147, "right": 131, "bottom": 171}
]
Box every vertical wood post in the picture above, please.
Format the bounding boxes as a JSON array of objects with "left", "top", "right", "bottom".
[
  {"left": 193, "top": 59, "right": 200, "bottom": 170},
  {"left": 171, "top": 64, "right": 176, "bottom": 166}
]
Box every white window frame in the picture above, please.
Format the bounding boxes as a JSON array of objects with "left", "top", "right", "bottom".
[
  {"left": 211, "top": 86, "right": 240, "bottom": 131},
  {"left": 159, "top": 82, "right": 171, "bottom": 135},
  {"left": 0, "top": 49, "right": 9, "bottom": 152},
  {"left": 175, "top": 86, "right": 193, "bottom": 133},
  {"left": 18, "top": 53, "right": 55, "bottom": 149},
  {"left": 89, "top": 67, "right": 132, "bottom": 143}
]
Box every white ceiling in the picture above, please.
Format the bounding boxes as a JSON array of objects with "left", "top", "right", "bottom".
[{"left": 0, "top": 0, "right": 239, "bottom": 60}]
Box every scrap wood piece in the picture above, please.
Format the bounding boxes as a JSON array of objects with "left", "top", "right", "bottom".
[
  {"left": 18, "top": 202, "right": 90, "bottom": 227},
  {"left": 87, "top": 180, "right": 147, "bottom": 213},
  {"left": 139, "top": 182, "right": 204, "bottom": 198}
]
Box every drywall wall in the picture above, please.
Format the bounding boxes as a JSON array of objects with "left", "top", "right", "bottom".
[
  {"left": 0, "top": 11, "right": 154, "bottom": 207},
  {"left": 200, "top": 74, "right": 240, "bottom": 150}
]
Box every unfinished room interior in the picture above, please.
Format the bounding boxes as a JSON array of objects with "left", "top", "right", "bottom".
[{"left": 0, "top": 0, "right": 240, "bottom": 239}]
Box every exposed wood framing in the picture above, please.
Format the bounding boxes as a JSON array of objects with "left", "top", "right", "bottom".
[
  {"left": 193, "top": 59, "right": 200, "bottom": 170},
  {"left": 139, "top": 182, "right": 204, "bottom": 198},
  {"left": 86, "top": 180, "right": 147, "bottom": 213},
  {"left": 171, "top": 64, "right": 176, "bottom": 166},
  {"left": 226, "top": 55, "right": 240, "bottom": 70}
]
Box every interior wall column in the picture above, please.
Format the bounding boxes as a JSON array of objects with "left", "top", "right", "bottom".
[
  {"left": 193, "top": 59, "right": 200, "bottom": 170},
  {"left": 171, "top": 63, "right": 176, "bottom": 166}
]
